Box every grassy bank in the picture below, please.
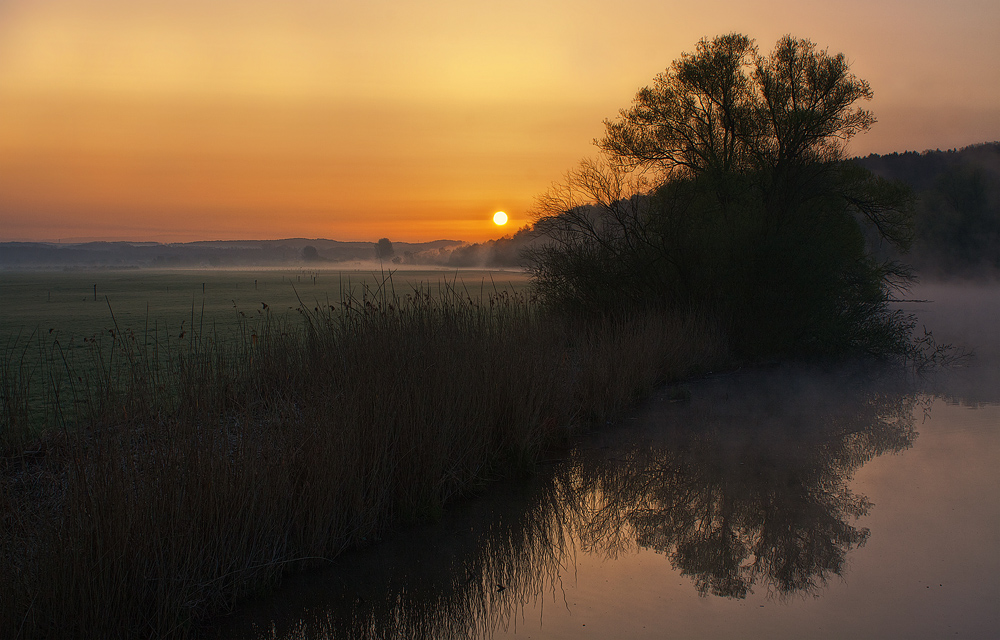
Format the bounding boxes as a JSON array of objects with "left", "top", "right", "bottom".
[{"left": 1, "top": 279, "right": 725, "bottom": 638}]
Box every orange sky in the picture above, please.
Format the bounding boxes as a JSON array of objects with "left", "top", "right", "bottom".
[{"left": 1, "top": 0, "right": 998, "bottom": 243}]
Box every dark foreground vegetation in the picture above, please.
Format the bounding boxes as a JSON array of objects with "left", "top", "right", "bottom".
[
  {"left": 1, "top": 280, "right": 724, "bottom": 638},
  {"left": 0, "top": 33, "right": 947, "bottom": 639}
]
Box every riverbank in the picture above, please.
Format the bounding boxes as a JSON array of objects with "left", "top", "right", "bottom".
[{"left": 1, "top": 284, "right": 725, "bottom": 638}]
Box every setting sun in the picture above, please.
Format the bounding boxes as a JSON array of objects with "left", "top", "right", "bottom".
[{"left": 493, "top": 211, "right": 508, "bottom": 226}]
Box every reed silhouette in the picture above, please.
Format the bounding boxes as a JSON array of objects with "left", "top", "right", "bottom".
[{"left": 1, "top": 275, "right": 723, "bottom": 638}]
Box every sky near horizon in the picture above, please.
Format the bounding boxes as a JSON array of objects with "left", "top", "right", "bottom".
[{"left": 1, "top": 0, "right": 998, "bottom": 243}]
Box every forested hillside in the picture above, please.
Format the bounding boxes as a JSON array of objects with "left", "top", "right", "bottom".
[{"left": 855, "top": 142, "right": 1000, "bottom": 276}]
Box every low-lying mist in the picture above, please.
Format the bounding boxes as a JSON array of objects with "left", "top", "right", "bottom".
[
  {"left": 898, "top": 279, "right": 1000, "bottom": 404},
  {"left": 0, "top": 227, "right": 538, "bottom": 271}
]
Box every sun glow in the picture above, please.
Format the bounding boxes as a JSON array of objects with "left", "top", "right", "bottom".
[
  {"left": 0, "top": 1, "right": 994, "bottom": 243},
  {"left": 493, "top": 211, "right": 508, "bottom": 226}
]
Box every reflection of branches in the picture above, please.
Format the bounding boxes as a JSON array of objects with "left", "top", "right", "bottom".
[
  {"left": 559, "top": 370, "right": 917, "bottom": 599},
  {"left": 222, "top": 369, "right": 918, "bottom": 638}
]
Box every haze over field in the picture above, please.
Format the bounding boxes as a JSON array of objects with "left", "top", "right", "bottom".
[{"left": 1, "top": 0, "right": 998, "bottom": 243}]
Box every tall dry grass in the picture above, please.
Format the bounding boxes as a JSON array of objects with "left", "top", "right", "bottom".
[{"left": 0, "top": 278, "right": 725, "bottom": 638}]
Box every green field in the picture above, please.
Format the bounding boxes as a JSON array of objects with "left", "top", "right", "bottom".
[{"left": 0, "top": 268, "right": 532, "bottom": 342}]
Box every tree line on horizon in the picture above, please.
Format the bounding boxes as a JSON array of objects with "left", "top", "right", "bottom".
[{"left": 856, "top": 142, "right": 1000, "bottom": 276}]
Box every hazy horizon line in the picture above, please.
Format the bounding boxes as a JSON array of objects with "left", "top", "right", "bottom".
[{"left": 0, "top": 235, "right": 475, "bottom": 246}]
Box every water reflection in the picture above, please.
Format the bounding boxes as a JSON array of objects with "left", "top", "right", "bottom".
[
  {"left": 556, "top": 369, "right": 918, "bottom": 600},
  {"left": 209, "top": 367, "right": 919, "bottom": 640}
]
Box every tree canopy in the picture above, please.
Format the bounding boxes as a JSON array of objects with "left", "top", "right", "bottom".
[
  {"left": 528, "top": 34, "right": 916, "bottom": 358},
  {"left": 601, "top": 34, "right": 878, "bottom": 171},
  {"left": 375, "top": 237, "right": 395, "bottom": 260}
]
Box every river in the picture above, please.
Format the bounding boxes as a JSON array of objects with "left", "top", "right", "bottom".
[{"left": 207, "top": 281, "right": 999, "bottom": 640}]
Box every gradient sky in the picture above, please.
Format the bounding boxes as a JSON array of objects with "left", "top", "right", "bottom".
[{"left": 1, "top": 0, "right": 998, "bottom": 243}]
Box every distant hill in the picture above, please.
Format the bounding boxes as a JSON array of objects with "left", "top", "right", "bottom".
[
  {"left": 854, "top": 142, "right": 1000, "bottom": 277},
  {"left": 0, "top": 231, "right": 542, "bottom": 270},
  {"left": 0, "top": 238, "right": 465, "bottom": 269}
]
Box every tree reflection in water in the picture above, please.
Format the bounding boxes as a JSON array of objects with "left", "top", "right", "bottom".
[
  {"left": 213, "top": 368, "right": 918, "bottom": 640},
  {"left": 558, "top": 372, "right": 918, "bottom": 599}
]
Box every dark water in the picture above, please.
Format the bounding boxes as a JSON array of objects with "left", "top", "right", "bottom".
[{"left": 208, "top": 283, "right": 1000, "bottom": 640}]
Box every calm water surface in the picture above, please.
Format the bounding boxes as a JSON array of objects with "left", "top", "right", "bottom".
[{"left": 208, "top": 283, "right": 1000, "bottom": 640}]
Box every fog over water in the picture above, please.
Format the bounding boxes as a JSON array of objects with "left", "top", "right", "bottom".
[
  {"left": 901, "top": 279, "right": 1000, "bottom": 404},
  {"left": 207, "top": 282, "right": 999, "bottom": 640}
]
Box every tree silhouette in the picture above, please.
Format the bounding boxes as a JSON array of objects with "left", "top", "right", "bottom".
[
  {"left": 302, "top": 245, "right": 320, "bottom": 261},
  {"left": 375, "top": 238, "right": 395, "bottom": 260},
  {"left": 529, "top": 34, "right": 915, "bottom": 358}
]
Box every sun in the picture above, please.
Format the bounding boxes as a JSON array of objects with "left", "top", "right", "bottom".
[{"left": 493, "top": 211, "right": 508, "bottom": 226}]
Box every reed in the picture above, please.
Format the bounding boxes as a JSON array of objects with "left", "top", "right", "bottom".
[{"left": 0, "top": 275, "right": 725, "bottom": 638}]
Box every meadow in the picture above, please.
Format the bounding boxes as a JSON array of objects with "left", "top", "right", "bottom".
[
  {"left": 0, "top": 267, "right": 724, "bottom": 638},
  {"left": 1, "top": 268, "right": 533, "bottom": 344},
  {"left": 1, "top": 268, "right": 534, "bottom": 435}
]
